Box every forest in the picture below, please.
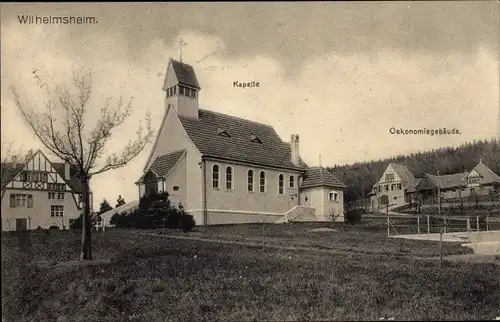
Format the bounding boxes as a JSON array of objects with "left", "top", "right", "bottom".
[{"left": 326, "top": 138, "right": 500, "bottom": 205}]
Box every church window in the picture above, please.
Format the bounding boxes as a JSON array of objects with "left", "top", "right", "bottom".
[
  {"left": 386, "top": 173, "right": 394, "bottom": 182},
  {"left": 173, "top": 186, "right": 180, "bottom": 192},
  {"left": 278, "top": 174, "right": 284, "bottom": 195},
  {"left": 247, "top": 169, "right": 254, "bottom": 192},
  {"left": 226, "top": 166, "right": 233, "bottom": 191},
  {"left": 289, "top": 175, "right": 295, "bottom": 188},
  {"left": 397, "top": 183, "right": 402, "bottom": 190},
  {"left": 259, "top": 171, "right": 266, "bottom": 193},
  {"left": 212, "top": 164, "right": 220, "bottom": 189}
]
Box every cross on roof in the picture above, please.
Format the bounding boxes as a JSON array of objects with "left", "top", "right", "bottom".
[{"left": 179, "top": 38, "right": 188, "bottom": 63}]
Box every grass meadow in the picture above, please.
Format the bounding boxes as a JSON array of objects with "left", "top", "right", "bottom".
[{"left": 2, "top": 223, "right": 500, "bottom": 321}]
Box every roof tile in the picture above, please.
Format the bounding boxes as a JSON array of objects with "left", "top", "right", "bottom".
[{"left": 180, "top": 109, "right": 307, "bottom": 171}]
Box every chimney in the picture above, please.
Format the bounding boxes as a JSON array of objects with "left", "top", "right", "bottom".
[
  {"left": 290, "top": 134, "right": 300, "bottom": 166},
  {"left": 64, "top": 162, "right": 71, "bottom": 180}
]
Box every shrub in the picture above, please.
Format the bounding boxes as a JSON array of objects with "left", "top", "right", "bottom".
[
  {"left": 69, "top": 214, "right": 83, "bottom": 229},
  {"left": 345, "top": 208, "right": 364, "bottom": 224},
  {"left": 113, "top": 192, "right": 195, "bottom": 231},
  {"left": 180, "top": 212, "right": 196, "bottom": 232}
]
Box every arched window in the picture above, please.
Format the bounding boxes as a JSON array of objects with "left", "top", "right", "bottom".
[
  {"left": 212, "top": 164, "right": 219, "bottom": 188},
  {"left": 259, "top": 171, "right": 266, "bottom": 193},
  {"left": 278, "top": 174, "right": 284, "bottom": 195},
  {"left": 226, "top": 166, "right": 233, "bottom": 190},
  {"left": 289, "top": 175, "right": 295, "bottom": 188},
  {"left": 247, "top": 169, "right": 254, "bottom": 192}
]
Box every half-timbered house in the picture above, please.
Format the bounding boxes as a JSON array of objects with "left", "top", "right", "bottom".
[{"left": 1, "top": 149, "right": 84, "bottom": 231}]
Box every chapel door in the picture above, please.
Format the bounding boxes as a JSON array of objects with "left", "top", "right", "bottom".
[{"left": 16, "top": 218, "right": 27, "bottom": 231}]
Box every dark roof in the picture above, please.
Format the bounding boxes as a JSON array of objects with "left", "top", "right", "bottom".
[
  {"left": 418, "top": 172, "right": 468, "bottom": 191},
  {"left": 301, "top": 167, "right": 347, "bottom": 189},
  {"left": 406, "top": 178, "right": 422, "bottom": 193},
  {"left": 1, "top": 163, "right": 24, "bottom": 189},
  {"left": 52, "top": 163, "right": 82, "bottom": 193},
  {"left": 471, "top": 161, "right": 500, "bottom": 185},
  {"left": 179, "top": 109, "right": 307, "bottom": 171},
  {"left": 389, "top": 163, "right": 416, "bottom": 184},
  {"left": 136, "top": 149, "right": 186, "bottom": 183},
  {"left": 170, "top": 59, "right": 200, "bottom": 89}
]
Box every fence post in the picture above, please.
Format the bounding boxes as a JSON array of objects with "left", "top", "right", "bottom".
[
  {"left": 476, "top": 216, "right": 480, "bottom": 243},
  {"left": 427, "top": 215, "right": 430, "bottom": 235},
  {"left": 387, "top": 216, "right": 390, "bottom": 237},
  {"left": 486, "top": 216, "right": 489, "bottom": 232},
  {"left": 417, "top": 216, "right": 420, "bottom": 235},
  {"left": 439, "top": 228, "right": 443, "bottom": 268},
  {"left": 443, "top": 217, "right": 447, "bottom": 234}
]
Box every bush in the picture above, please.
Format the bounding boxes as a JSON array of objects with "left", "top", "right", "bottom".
[
  {"left": 345, "top": 208, "right": 364, "bottom": 224},
  {"left": 69, "top": 214, "right": 83, "bottom": 229},
  {"left": 180, "top": 212, "right": 196, "bottom": 232},
  {"left": 113, "top": 192, "right": 195, "bottom": 231}
]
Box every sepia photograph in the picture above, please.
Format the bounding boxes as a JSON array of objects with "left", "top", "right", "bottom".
[{"left": 1, "top": 2, "right": 499, "bottom": 321}]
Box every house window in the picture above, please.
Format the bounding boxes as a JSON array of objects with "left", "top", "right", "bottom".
[
  {"left": 278, "top": 174, "right": 284, "bottom": 195},
  {"left": 19, "top": 171, "right": 27, "bottom": 181},
  {"left": 289, "top": 175, "right": 295, "bottom": 188},
  {"left": 51, "top": 205, "right": 64, "bottom": 217},
  {"left": 212, "top": 164, "right": 220, "bottom": 189},
  {"left": 48, "top": 183, "right": 57, "bottom": 191},
  {"left": 397, "top": 183, "right": 402, "bottom": 190},
  {"left": 57, "top": 192, "right": 65, "bottom": 200},
  {"left": 247, "top": 169, "right": 254, "bottom": 192},
  {"left": 385, "top": 185, "right": 389, "bottom": 191},
  {"left": 329, "top": 192, "right": 338, "bottom": 202},
  {"left": 226, "top": 166, "right": 233, "bottom": 190},
  {"left": 259, "top": 171, "right": 266, "bottom": 193},
  {"left": 9, "top": 194, "right": 33, "bottom": 208},
  {"left": 26, "top": 171, "right": 48, "bottom": 182},
  {"left": 386, "top": 173, "right": 395, "bottom": 182},
  {"left": 48, "top": 192, "right": 56, "bottom": 199},
  {"left": 179, "top": 86, "right": 185, "bottom": 96},
  {"left": 57, "top": 184, "right": 66, "bottom": 191}
]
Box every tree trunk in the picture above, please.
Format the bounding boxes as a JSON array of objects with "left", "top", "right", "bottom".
[{"left": 80, "top": 177, "right": 92, "bottom": 260}]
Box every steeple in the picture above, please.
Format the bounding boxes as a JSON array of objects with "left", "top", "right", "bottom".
[{"left": 163, "top": 58, "right": 200, "bottom": 119}]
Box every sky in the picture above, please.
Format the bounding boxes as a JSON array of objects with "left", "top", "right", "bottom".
[{"left": 1, "top": 2, "right": 499, "bottom": 209}]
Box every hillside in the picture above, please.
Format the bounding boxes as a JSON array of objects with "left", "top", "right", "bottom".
[{"left": 327, "top": 138, "right": 500, "bottom": 205}]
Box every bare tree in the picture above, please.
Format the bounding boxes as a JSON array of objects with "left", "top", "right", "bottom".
[
  {"left": 1, "top": 138, "right": 33, "bottom": 201},
  {"left": 11, "top": 67, "right": 153, "bottom": 260}
]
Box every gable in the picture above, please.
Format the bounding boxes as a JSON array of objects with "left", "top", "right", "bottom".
[
  {"left": 143, "top": 105, "right": 201, "bottom": 172},
  {"left": 137, "top": 149, "right": 186, "bottom": 184},
  {"left": 380, "top": 165, "right": 402, "bottom": 183},
  {"left": 2, "top": 150, "right": 82, "bottom": 193},
  {"left": 179, "top": 109, "right": 306, "bottom": 171},
  {"left": 468, "top": 169, "right": 480, "bottom": 178}
]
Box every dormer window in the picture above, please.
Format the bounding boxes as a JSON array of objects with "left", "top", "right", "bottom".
[
  {"left": 250, "top": 135, "right": 262, "bottom": 144},
  {"left": 217, "top": 128, "right": 231, "bottom": 138}
]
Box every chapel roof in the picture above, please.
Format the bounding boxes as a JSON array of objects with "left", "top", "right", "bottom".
[
  {"left": 179, "top": 109, "right": 308, "bottom": 171},
  {"left": 168, "top": 59, "right": 201, "bottom": 89},
  {"left": 136, "top": 149, "right": 186, "bottom": 184},
  {"left": 301, "top": 166, "right": 347, "bottom": 189}
]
